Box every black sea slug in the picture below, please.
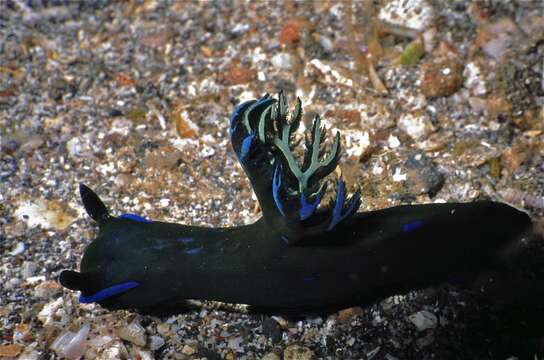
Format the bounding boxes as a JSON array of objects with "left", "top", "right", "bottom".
[{"left": 60, "top": 92, "right": 534, "bottom": 315}]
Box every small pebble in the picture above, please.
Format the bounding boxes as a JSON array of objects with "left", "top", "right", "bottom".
[
  {"left": 66, "top": 137, "right": 84, "bottom": 158},
  {"left": 34, "top": 280, "right": 62, "bottom": 299},
  {"left": 16, "top": 347, "right": 39, "bottom": 360},
  {"left": 378, "top": 0, "right": 435, "bottom": 31},
  {"left": 279, "top": 21, "right": 301, "bottom": 45},
  {"left": 284, "top": 345, "right": 314, "bottom": 360},
  {"left": 271, "top": 53, "right": 293, "bottom": 70},
  {"left": 38, "top": 297, "right": 64, "bottom": 326},
  {"left": 408, "top": 310, "right": 438, "bottom": 331},
  {"left": 13, "top": 323, "right": 31, "bottom": 342},
  {"left": 0, "top": 344, "right": 23, "bottom": 358},
  {"left": 115, "top": 320, "right": 147, "bottom": 347},
  {"left": 420, "top": 58, "right": 464, "bottom": 98},
  {"left": 101, "top": 341, "right": 128, "bottom": 360},
  {"left": 397, "top": 111, "right": 435, "bottom": 141},
  {"left": 464, "top": 62, "right": 487, "bottom": 96},
  {"left": 403, "top": 152, "right": 444, "bottom": 197},
  {"left": 7, "top": 277, "right": 22, "bottom": 289},
  {"left": 182, "top": 344, "right": 196, "bottom": 355},
  {"left": 227, "top": 336, "right": 244, "bottom": 352},
  {"left": 134, "top": 349, "right": 154, "bottom": 360},
  {"left": 226, "top": 66, "right": 255, "bottom": 86},
  {"left": 9, "top": 242, "right": 25, "bottom": 256},
  {"left": 21, "top": 261, "right": 37, "bottom": 279},
  {"left": 261, "top": 352, "right": 281, "bottom": 360},
  {"left": 149, "top": 335, "right": 165, "bottom": 351},
  {"left": 337, "top": 307, "right": 363, "bottom": 324}
]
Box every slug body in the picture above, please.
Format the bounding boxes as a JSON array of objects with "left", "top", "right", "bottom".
[{"left": 60, "top": 93, "right": 532, "bottom": 314}]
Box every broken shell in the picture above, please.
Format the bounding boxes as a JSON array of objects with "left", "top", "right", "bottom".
[
  {"left": 114, "top": 320, "right": 147, "bottom": 347},
  {"left": 51, "top": 323, "right": 90, "bottom": 360}
]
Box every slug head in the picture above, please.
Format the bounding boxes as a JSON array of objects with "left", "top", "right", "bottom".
[{"left": 59, "top": 184, "right": 141, "bottom": 306}]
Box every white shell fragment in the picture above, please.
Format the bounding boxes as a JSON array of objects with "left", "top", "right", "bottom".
[
  {"left": 464, "top": 62, "right": 487, "bottom": 96},
  {"left": 37, "top": 297, "right": 64, "bottom": 326},
  {"left": 397, "top": 112, "right": 435, "bottom": 141},
  {"left": 51, "top": 323, "right": 91, "bottom": 360},
  {"left": 115, "top": 320, "right": 147, "bottom": 347},
  {"left": 14, "top": 199, "right": 76, "bottom": 231},
  {"left": 271, "top": 52, "right": 293, "bottom": 70},
  {"left": 343, "top": 130, "right": 371, "bottom": 159}
]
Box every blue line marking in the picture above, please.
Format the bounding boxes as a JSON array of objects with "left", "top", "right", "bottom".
[
  {"left": 184, "top": 246, "right": 203, "bottom": 255},
  {"left": 119, "top": 213, "right": 152, "bottom": 223},
  {"left": 303, "top": 276, "right": 316, "bottom": 282},
  {"left": 254, "top": 95, "right": 273, "bottom": 109},
  {"left": 229, "top": 100, "right": 255, "bottom": 135},
  {"left": 272, "top": 163, "right": 285, "bottom": 216},
  {"left": 281, "top": 235, "right": 289, "bottom": 244},
  {"left": 328, "top": 180, "right": 346, "bottom": 230},
  {"left": 240, "top": 133, "right": 255, "bottom": 161},
  {"left": 79, "top": 281, "right": 139, "bottom": 304},
  {"left": 403, "top": 220, "right": 424, "bottom": 233},
  {"left": 177, "top": 237, "right": 194, "bottom": 245}
]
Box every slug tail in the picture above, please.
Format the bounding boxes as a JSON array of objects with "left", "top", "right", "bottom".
[{"left": 79, "top": 183, "right": 111, "bottom": 222}]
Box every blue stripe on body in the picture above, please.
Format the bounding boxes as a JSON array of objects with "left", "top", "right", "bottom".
[
  {"left": 184, "top": 246, "right": 203, "bottom": 255},
  {"left": 403, "top": 220, "right": 424, "bottom": 233},
  {"left": 272, "top": 164, "right": 285, "bottom": 216},
  {"left": 119, "top": 213, "right": 153, "bottom": 223},
  {"left": 240, "top": 133, "right": 255, "bottom": 161},
  {"left": 79, "top": 281, "right": 139, "bottom": 304}
]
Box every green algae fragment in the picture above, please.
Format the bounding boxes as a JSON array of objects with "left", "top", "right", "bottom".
[
  {"left": 400, "top": 40, "right": 424, "bottom": 66},
  {"left": 126, "top": 107, "right": 148, "bottom": 122},
  {"left": 489, "top": 157, "right": 501, "bottom": 180},
  {"left": 453, "top": 139, "right": 480, "bottom": 157}
]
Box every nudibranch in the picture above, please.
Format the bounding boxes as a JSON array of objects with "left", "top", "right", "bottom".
[{"left": 60, "top": 92, "right": 533, "bottom": 314}]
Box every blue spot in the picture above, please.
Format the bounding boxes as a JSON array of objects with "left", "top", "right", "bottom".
[
  {"left": 119, "top": 213, "right": 152, "bottom": 223},
  {"left": 298, "top": 192, "right": 322, "bottom": 221},
  {"left": 303, "top": 276, "right": 316, "bottom": 282},
  {"left": 240, "top": 133, "right": 255, "bottom": 161},
  {"left": 79, "top": 281, "right": 139, "bottom": 304},
  {"left": 272, "top": 164, "right": 285, "bottom": 216},
  {"left": 403, "top": 220, "right": 424, "bottom": 233},
  {"left": 177, "top": 237, "right": 194, "bottom": 245},
  {"left": 185, "top": 246, "right": 203, "bottom": 255}
]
